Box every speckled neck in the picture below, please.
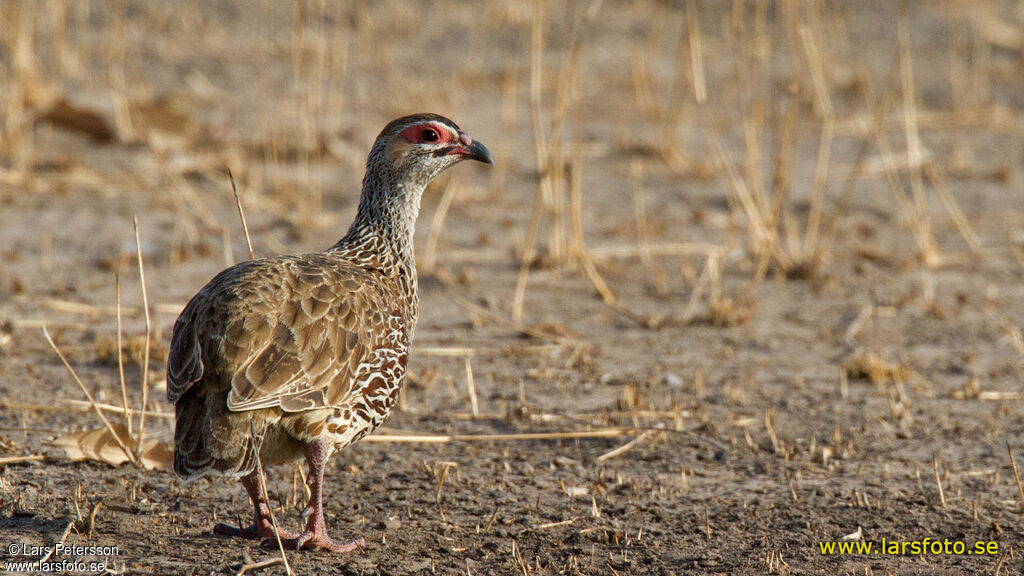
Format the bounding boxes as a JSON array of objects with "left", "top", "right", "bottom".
[{"left": 332, "top": 149, "right": 425, "bottom": 277}]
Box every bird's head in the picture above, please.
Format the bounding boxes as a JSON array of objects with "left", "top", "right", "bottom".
[{"left": 368, "top": 113, "right": 493, "bottom": 187}]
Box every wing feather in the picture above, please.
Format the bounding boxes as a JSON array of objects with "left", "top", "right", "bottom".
[
  {"left": 224, "top": 257, "right": 387, "bottom": 412},
  {"left": 167, "top": 255, "right": 399, "bottom": 415}
]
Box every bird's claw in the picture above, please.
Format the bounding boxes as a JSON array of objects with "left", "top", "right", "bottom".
[{"left": 269, "top": 531, "right": 366, "bottom": 553}]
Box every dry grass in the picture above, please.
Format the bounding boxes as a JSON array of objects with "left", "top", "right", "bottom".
[
  {"left": 1, "top": 2, "right": 1022, "bottom": 573},
  {"left": 843, "top": 351, "right": 915, "bottom": 388}
]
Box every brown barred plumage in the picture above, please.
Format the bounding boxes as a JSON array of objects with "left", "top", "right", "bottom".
[{"left": 167, "top": 114, "right": 492, "bottom": 552}]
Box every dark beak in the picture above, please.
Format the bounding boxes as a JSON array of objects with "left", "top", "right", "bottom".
[
  {"left": 445, "top": 132, "right": 494, "bottom": 165},
  {"left": 464, "top": 140, "right": 494, "bottom": 165}
]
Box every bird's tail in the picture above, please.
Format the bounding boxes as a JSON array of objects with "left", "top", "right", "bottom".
[{"left": 173, "top": 387, "right": 257, "bottom": 480}]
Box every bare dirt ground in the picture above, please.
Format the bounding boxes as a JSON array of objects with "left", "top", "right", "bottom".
[{"left": 2, "top": 1, "right": 1024, "bottom": 574}]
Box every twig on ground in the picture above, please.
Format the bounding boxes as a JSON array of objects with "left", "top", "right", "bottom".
[
  {"left": 235, "top": 557, "right": 284, "bottom": 576},
  {"left": 595, "top": 430, "right": 656, "bottom": 463},
  {"left": 42, "top": 327, "right": 136, "bottom": 464},
  {"left": 36, "top": 521, "right": 74, "bottom": 565},
  {"left": 0, "top": 454, "right": 46, "bottom": 465}
]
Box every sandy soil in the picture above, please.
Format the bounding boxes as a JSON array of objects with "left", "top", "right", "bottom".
[{"left": 1, "top": 1, "right": 1024, "bottom": 574}]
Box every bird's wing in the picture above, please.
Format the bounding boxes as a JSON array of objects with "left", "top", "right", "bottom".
[
  {"left": 166, "top": 305, "right": 204, "bottom": 404},
  {"left": 167, "top": 257, "right": 403, "bottom": 413},
  {"left": 166, "top": 260, "right": 254, "bottom": 404}
]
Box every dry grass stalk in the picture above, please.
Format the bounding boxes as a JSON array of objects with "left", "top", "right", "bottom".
[
  {"left": 362, "top": 428, "right": 635, "bottom": 444},
  {"left": 652, "top": 6, "right": 691, "bottom": 169},
  {"left": 589, "top": 241, "right": 724, "bottom": 260},
  {"left": 680, "top": 252, "right": 714, "bottom": 323},
  {"left": 922, "top": 164, "right": 982, "bottom": 253},
  {"left": 37, "top": 521, "right": 74, "bottom": 566},
  {"left": 147, "top": 143, "right": 213, "bottom": 243},
  {"left": 236, "top": 557, "right": 285, "bottom": 576},
  {"left": 250, "top": 425, "right": 293, "bottom": 576},
  {"left": 42, "top": 326, "right": 136, "bottom": 465},
  {"left": 422, "top": 179, "right": 460, "bottom": 272},
  {"left": 434, "top": 461, "right": 457, "bottom": 504},
  {"left": 594, "top": 430, "right": 655, "bottom": 464},
  {"left": 819, "top": 60, "right": 901, "bottom": 261},
  {"left": 221, "top": 226, "right": 235, "bottom": 267},
  {"left": 835, "top": 105, "right": 1014, "bottom": 135},
  {"left": 796, "top": 24, "right": 833, "bottom": 119},
  {"left": 898, "top": 14, "right": 939, "bottom": 267},
  {"left": 798, "top": 115, "right": 834, "bottom": 270},
  {"left": 7, "top": 0, "right": 38, "bottom": 182},
  {"left": 764, "top": 407, "right": 780, "bottom": 454},
  {"left": 44, "top": 298, "right": 140, "bottom": 317},
  {"left": 726, "top": 18, "right": 837, "bottom": 280},
  {"left": 62, "top": 399, "right": 172, "bottom": 419},
  {"left": 685, "top": 0, "right": 707, "bottom": 105},
  {"left": 708, "top": 131, "right": 771, "bottom": 254},
  {"left": 115, "top": 275, "right": 131, "bottom": 436},
  {"left": 290, "top": 0, "right": 330, "bottom": 229},
  {"left": 511, "top": 0, "right": 550, "bottom": 324},
  {"left": 0, "top": 454, "right": 46, "bottom": 465},
  {"left": 417, "top": 346, "right": 493, "bottom": 358},
  {"left": 534, "top": 517, "right": 577, "bottom": 531},
  {"left": 229, "top": 169, "right": 256, "bottom": 261},
  {"left": 723, "top": 7, "right": 953, "bottom": 284},
  {"left": 860, "top": 80, "right": 932, "bottom": 261},
  {"left": 933, "top": 453, "right": 947, "bottom": 508},
  {"left": 1001, "top": 320, "right": 1024, "bottom": 357},
  {"left": 1008, "top": 441, "right": 1024, "bottom": 512},
  {"left": 446, "top": 408, "right": 690, "bottom": 423},
  {"left": 85, "top": 498, "right": 104, "bottom": 535},
  {"left": 296, "top": 462, "right": 311, "bottom": 503},
  {"left": 133, "top": 217, "right": 153, "bottom": 461},
  {"left": 632, "top": 161, "right": 666, "bottom": 294},
  {"left": 948, "top": 11, "right": 971, "bottom": 110},
  {"left": 464, "top": 356, "right": 479, "bottom": 418},
  {"left": 632, "top": 42, "right": 658, "bottom": 118},
  {"left": 512, "top": 539, "right": 530, "bottom": 576},
  {"left": 107, "top": 0, "right": 135, "bottom": 142},
  {"left": 568, "top": 158, "right": 615, "bottom": 305},
  {"left": 512, "top": 0, "right": 604, "bottom": 324}
]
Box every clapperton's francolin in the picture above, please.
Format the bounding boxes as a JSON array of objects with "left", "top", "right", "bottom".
[{"left": 167, "top": 114, "right": 493, "bottom": 552}]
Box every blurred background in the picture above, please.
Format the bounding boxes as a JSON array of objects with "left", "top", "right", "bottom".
[{"left": 1, "top": 1, "right": 1023, "bottom": 573}]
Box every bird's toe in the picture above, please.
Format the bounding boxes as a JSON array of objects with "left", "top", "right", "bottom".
[{"left": 277, "top": 531, "right": 365, "bottom": 553}]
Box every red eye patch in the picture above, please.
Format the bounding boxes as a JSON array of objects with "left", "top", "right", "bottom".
[{"left": 399, "top": 123, "right": 454, "bottom": 145}]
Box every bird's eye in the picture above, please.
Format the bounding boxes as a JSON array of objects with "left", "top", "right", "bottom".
[{"left": 421, "top": 128, "right": 439, "bottom": 142}]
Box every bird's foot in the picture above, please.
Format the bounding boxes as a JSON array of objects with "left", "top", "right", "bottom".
[
  {"left": 273, "top": 530, "right": 365, "bottom": 553},
  {"left": 214, "top": 520, "right": 299, "bottom": 541}
]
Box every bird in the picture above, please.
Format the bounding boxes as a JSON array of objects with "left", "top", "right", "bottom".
[{"left": 166, "top": 114, "right": 493, "bottom": 552}]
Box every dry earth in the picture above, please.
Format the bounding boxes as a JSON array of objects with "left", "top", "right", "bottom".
[{"left": 1, "top": 1, "right": 1024, "bottom": 575}]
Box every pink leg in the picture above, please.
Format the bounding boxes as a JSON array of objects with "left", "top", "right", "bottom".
[
  {"left": 277, "top": 439, "right": 365, "bottom": 553},
  {"left": 214, "top": 472, "right": 298, "bottom": 541}
]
